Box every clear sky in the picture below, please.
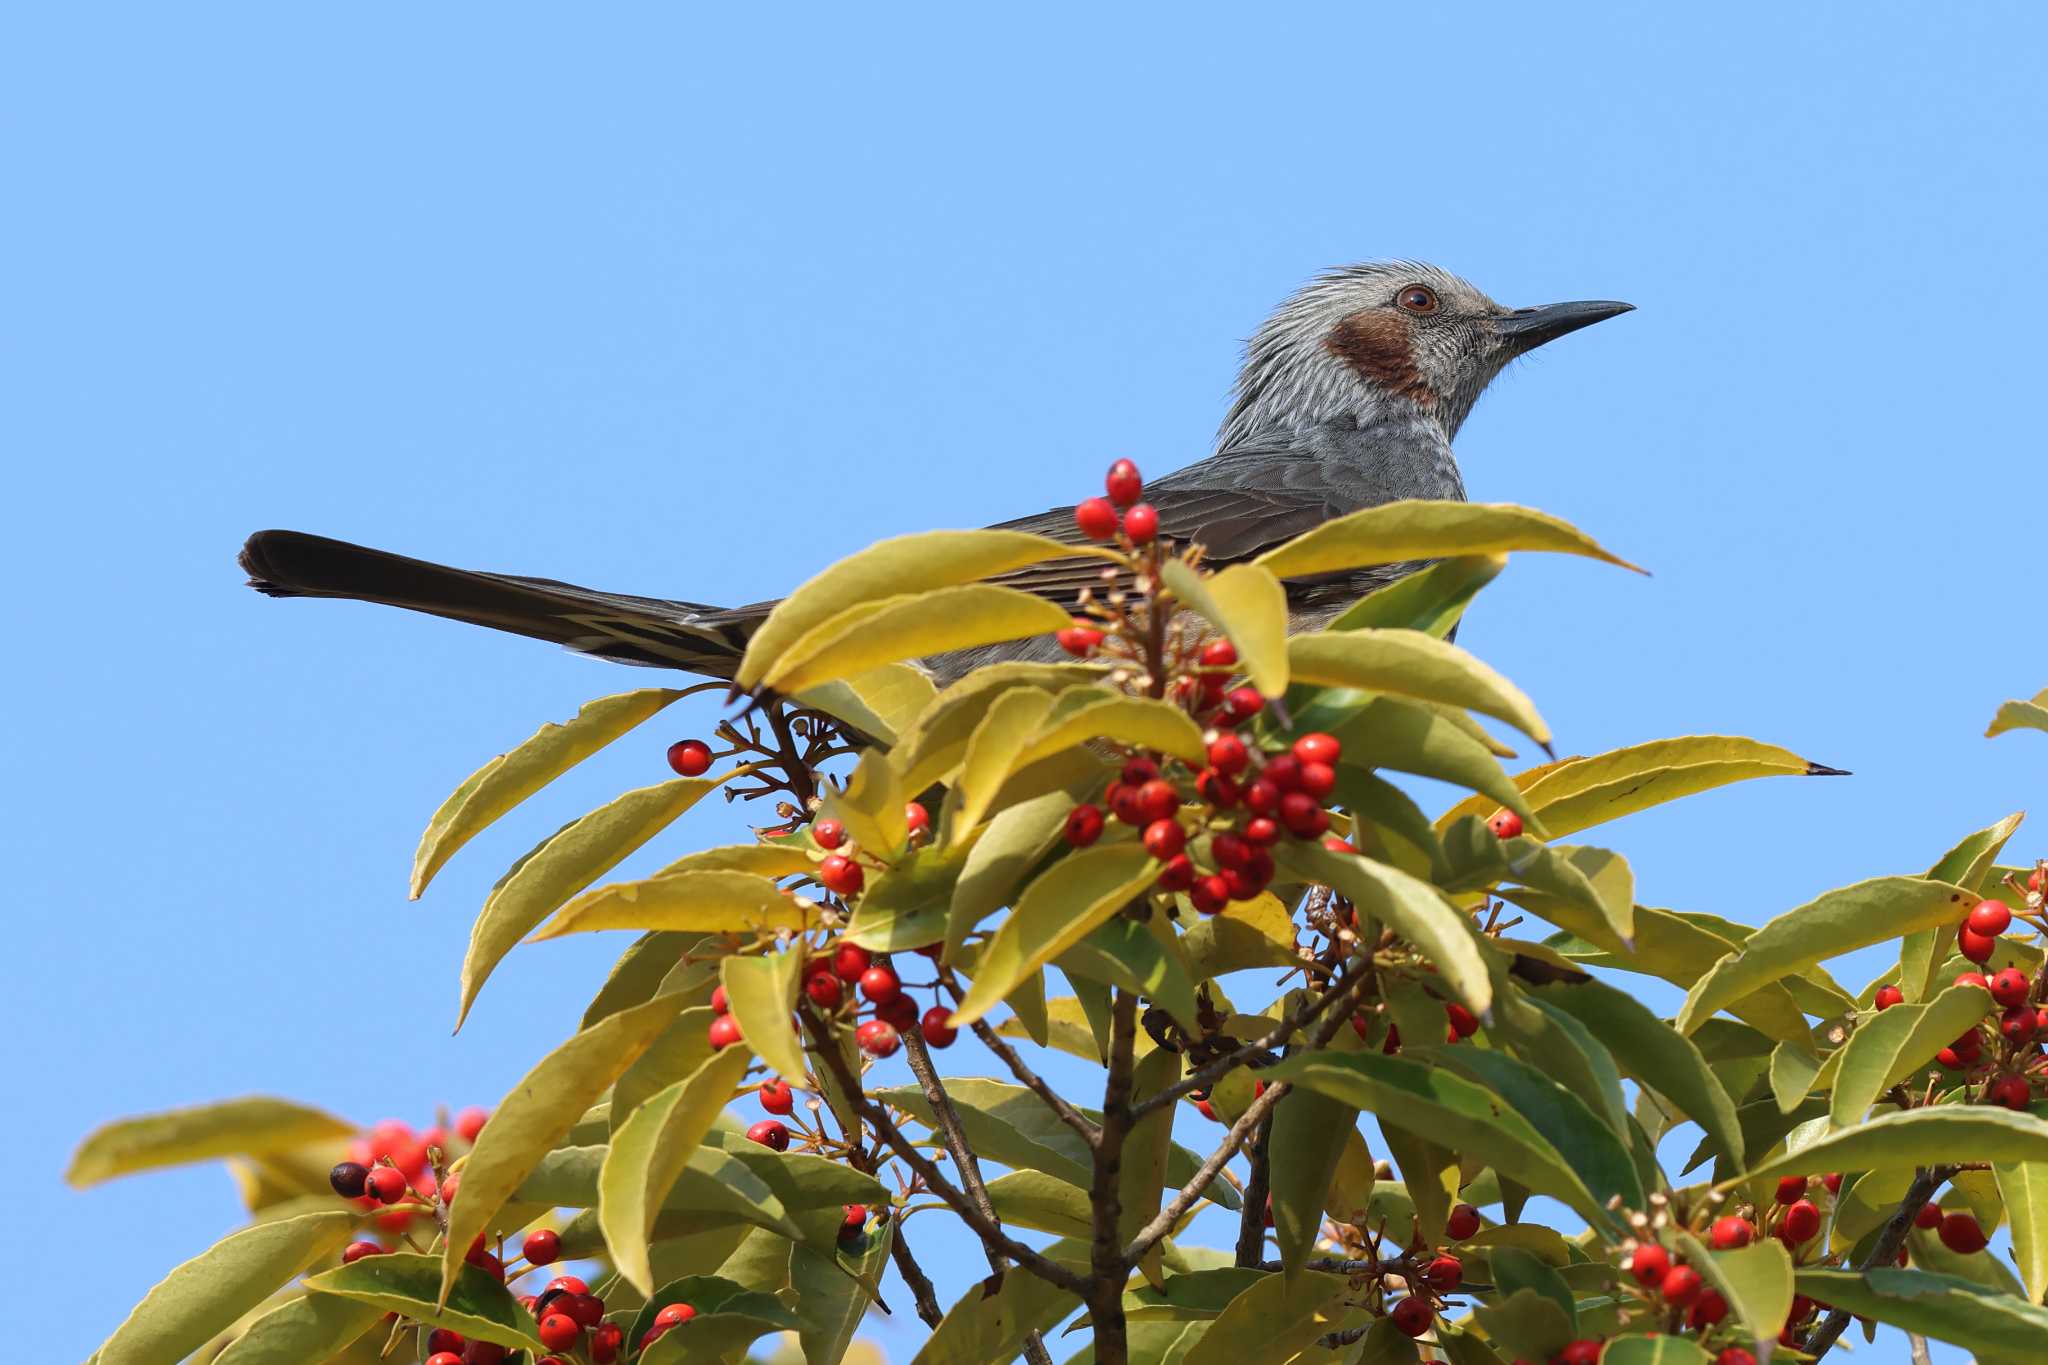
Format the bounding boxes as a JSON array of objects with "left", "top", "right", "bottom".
[{"left": 9, "top": 5, "right": 2044, "bottom": 1360}]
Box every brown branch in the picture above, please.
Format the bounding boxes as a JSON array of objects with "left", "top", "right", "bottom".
[
  {"left": 1123, "top": 1076, "right": 1292, "bottom": 1262},
  {"left": 1235, "top": 1109, "right": 1273, "bottom": 1267},
  {"left": 900, "top": 1025, "right": 1008, "bottom": 1276},
  {"left": 885, "top": 1223, "right": 945, "bottom": 1328},
  {"left": 1807, "top": 1165, "right": 1953, "bottom": 1358},
  {"left": 1089, "top": 988, "right": 1141, "bottom": 1365},
  {"left": 937, "top": 966, "right": 1101, "bottom": 1148}
]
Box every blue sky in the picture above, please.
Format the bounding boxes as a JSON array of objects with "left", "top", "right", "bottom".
[{"left": 8, "top": 5, "right": 2044, "bottom": 1360}]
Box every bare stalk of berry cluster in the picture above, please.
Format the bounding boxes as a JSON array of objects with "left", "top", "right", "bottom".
[
  {"left": 1806, "top": 1165, "right": 1954, "bottom": 1357},
  {"left": 1087, "top": 988, "right": 1142, "bottom": 1365}
]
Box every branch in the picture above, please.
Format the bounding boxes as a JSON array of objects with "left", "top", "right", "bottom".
[
  {"left": 885, "top": 1222, "right": 945, "bottom": 1327},
  {"left": 937, "top": 965, "right": 1100, "bottom": 1147},
  {"left": 1807, "top": 1165, "right": 1953, "bottom": 1358},
  {"left": 1123, "top": 1075, "right": 1292, "bottom": 1262},
  {"left": 1089, "top": 988, "right": 1141, "bottom": 1365},
  {"left": 901, "top": 1024, "right": 1008, "bottom": 1277},
  {"left": 1235, "top": 1110, "right": 1273, "bottom": 1267}
]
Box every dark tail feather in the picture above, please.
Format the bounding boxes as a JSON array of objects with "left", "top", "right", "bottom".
[{"left": 239, "top": 530, "right": 767, "bottom": 677}]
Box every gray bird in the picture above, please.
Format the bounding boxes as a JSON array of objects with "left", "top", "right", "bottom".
[{"left": 239, "top": 262, "right": 1629, "bottom": 682}]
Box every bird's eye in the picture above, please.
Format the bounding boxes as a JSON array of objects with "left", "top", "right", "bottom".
[{"left": 1396, "top": 285, "right": 1440, "bottom": 315}]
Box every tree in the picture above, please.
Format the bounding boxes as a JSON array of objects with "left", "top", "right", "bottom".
[{"left": 70, "top": 463, "right": 2048, "bottom": 1364}]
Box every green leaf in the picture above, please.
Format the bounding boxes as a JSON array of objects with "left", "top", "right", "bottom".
[
  {"left": 302, "top": 1253, "right": 545, "bottom": 1348},
  {"left": 1289, "top": 629, "right": 1550, "bottom": 748},
  {"left": 1439, "top": 818, "right": 1633, "bottom": 946},
  {"left": 1535, "top": 976, "right": 1744, "bottom": 1168},
  {"left": 1254, "top": 500, "right": 1641, "bottom": 580},
  {"left": 1379, "top": 1122, "right": 1456, "bottom": 1248},
  {"left": 1263, "top": 1050, "right": 1610, "bottom": 1231},
  {"left": 721, "top": 950, "right": 808, "bottom": 1082},
  {"left": 1437, "top": 735, "right": 1839, "bottom": 841},
  {"left": 1327, "top": 553, "right": 1507, "bottom": 635},
  {"left": 1797, "top": 1266, "right": 2048, "bottom": 1357},
  {"left": 909, "top": 1239, "right": 1091, "bottom": 1365},
  {"left": 948, "top": 788, "right": 1076, "bottom": 958},
  {"left": 734, "top": 528, "right": 1113, "bottom": 688},
  {"left": 1677, "top": 877, "right": 1972, "bottom": 1032},
  {"left": 794, "top": 661, "right": 937, "bottom": 746},
  {"left": 1598, "top": 1333, "right": 1712, "bottom": 1365},
  {"left": 533, "top": 868, "right": 814, "bottom": 940},
  {"left": 613, "top": 1005, "right": 722, "bottom": 1127},
  {"left": 1675, "top": 1235, "right": 1791, "bottom": 1357},
  {"left": 1902, "top": 812, "right": 2025, "bottom": 1001},
  {"left": 1830, "top": 985, "right": 1992, "bottom": 1126},
  {"left": 893, "top": 663, "right": 1107, "bottom": 795},
  {"left": 1988, "top": 688, "right": 2048, "bottom": 738},
  {"left": 208, "top": 1291, "right": 384, "bottom": 1365},
  {"left": 600, "top": 1047, "right": 754, "bottom": 1293},
  {"left": 821, "top": 746, "right": 908, "bottom": 857},
  {"left": 1009, "top": 689, "right": 1210, "bottom": 770},
  {"left": 456, "top": 777, "right": 715, "bottom": 1027},
  {"left": 1471, "top": 1287, "right": 1575, "bottom": 1361},
  {"left": 1769, "top": 1040, "right": 1822, "bottom": 1113},
  {"left": 581, "top": 931, "right": 708, "bottom": 1029},
  {"left": 950, "top": 843, "right": 1160, "bottom": 1028},
  {"left": 1997, "top": 1162, "right": 2048, "bottom": 1305},
  {"left": 1732, "top": 1106, "right": 2048, "bottom": 1186},
  {"left": 1121, "top": 1046, "right": 1184, "bottom": 1286},
  {"left": 1161, "top": 560, "right": 1291, "bottom": 697},
  {"left": 1273, "top": 842, "right": 1491, "bottom": 1017},
  {"left": 984, "top": 1170, "right": 1098, "bottom": 1238},
  {"left": 792, "top": 1220, "right": 894, "bottom": 1364},
  {"left": 1418, "top": 1043, "right": 1644, "bottom": 1212},
  {"left": 90, "top": 1212, "right": 356, "bottom": 1365},
  {"left": 1489, "top": 1245, "right": 1577, "bottom": 1330},
  {"left": 630, "top": 1273, "right": 804, "bottom": 1362},
  {"left": 441, "top": 992, "right": 685, "bottom": 1303},
  {"left": 1325, "top": 699, "right": 1537, "bottom": 834},
  {"left": 411, "top": 687, "right": 685, "bottom": 898},
  {"left": 846, "top": 840, "right": 971, "bottom": 951},
  {"left": 1181, "top": 893, "right": 1299, "bottom": 981},
  {"left": 951, "top": 685, "right": 1060, "bottom": 835},
  {"left": 1061, "top": 914, "right": 1199, "bottom": 1029},
  {"left": 1271, "top": 1027, "right": 1369, "bottom": 1272},
  {"left": 67, "top": 1096, "right": 355, "bottom": 1188},
  {"left": 761, "top": 584, "right": 1074, "bottom": 694},
  {"left": 1180, "top": 1271, "right": 1350, "bottom": 1365}
]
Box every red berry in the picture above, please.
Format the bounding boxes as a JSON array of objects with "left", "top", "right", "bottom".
[
  {"left": 1074, "top": 497, "right": 1119, "bottom": 541},
  {"left": 1988, "top": 1074, "right": 2033, "bottom": 1110},
  {"left": 1382, "top": 1023, "right": 1402, "bottom": 1054},
  {"left": 859, "top": 964, "right": 902, "bottom": 1005},
  {"left": 1445, "top": 1002, "right": 1480, "bottom": 1039},
  {"left": 1242, "top": 777, "right": 1279, "bottom": 815},
  {"left": 759, "top": 1078, "right": 795, "bottom": 1114},
  {"left": 708, "top": 1013, "right": 742, "bottom": 1050},
  {"left": 590, "top": 1324, "right": 623, "bottom": 1364},
  {"left": 1206, "top": 733, "right": 1250, "bottom": 775},
  {"left": 522, "top": 1229, "right": 561, "bottom": 1266},
  {"left": 545, "top": 1275, "right": 590, "bottom": 1298},
  {"left": 1782, "top": 1199, "right": 1821, "bottom": 1243},
  {"left": 1322, "top": 835, "right": 1356, "bottom": 854},
  {"left": 1959, "top": 926, "right": 1996, "bottom": 963},
  {"left": 1190, "top": 875, "right": 1230, "bottom": 915},
  {"left": 2003, "top": 1005, "right": 2038, "bottom": 1044},
  {"left": 1057, "top": 624, "right": 1105, "bottom": 656},
  {"left": 1280, "top": 791, "right": 1328, "bottom": 839},
  {"left": 1956, "top": 974, "right": 1991, "bottom": 995},
  {"left": 1487, "top": 809, "right": 1523, "bottom": 839},
  {"left": 1109, "top": 782, "right": 1148, "bottom": 826},
  {"left": 746, "top": 1119, "right": 790, "bottom": 1151},
  {"left": 342, "top": 1239, "right": 383, "bottom": 1263},
  {"left": 1105, "top": 458, "right": 1143, "bottom": 506},
  {"left": 878, "top": 993, "right": 920, "bottom": 1031},
  {"left": 921, "top": 1006, "right": 958, "bottom": 1047},
  {"left": 1775, "top": 1175, "right": 1809, "bottom": 1205},
  {"left": 1263, "top": 753, "right": 1303, "bottom": 791},
  {"left": 819, "top": 854, "right": 865, "bottom": 897},
  {"left": 562, "top": 1292, "right": 606, "bottom": 1327},
  {"left": 1991, "top": 967, "right": 2032, "bottom": 1007},
  {"left": 1388, "top": 1296, "right": 1433, "bottom": 1338},
  {"left": 1195, "top": 768, "right": 1240, "bottom": 808},
  {"left": 856, "top": 1019, "right": 900, "bottom": 1057},
  {"left": 329, "top": 1161, "right": 370, "bottom": 1199},
  {"left": 538, "top": 1314, "right": 581, "bottom": 1351},
  {"left": 711, "top": 984, "right": 730, "bottom": 1012},
  {"left": 1156, "top": 853, "right": 1196, "bottom": 892},
  {"left": 1244, "top": 815, "right": 1281, "bottom": 846},
  {"left": 1143, "top": 818, "right": 1186, "bottom": 860},
  {"left": 1822, "top": 1172, "right": 1843, "bottom": 1193},
  {"left": 1120, "top": 756, "right": 1160, "bottom": 785},
  {"left": 1915, "top": 1200, "right": 1944, "bottom": 1229},
  {"left": 1660, "top": 1264, "right": 1702, "bottom": 1305},
  {"left": 1555, "top": 1344, "right": 1603, "bottom": 1365},
  {"left": 813, "top": 818, "right": 846, "bottom": 849},
  {"left": 1220, "top": 687, "right": 1264, "bottom": 724},
  {"left": 1292, "top": 732, "right": 1342, "bottom": 765},
  {"left": 1715, "top": 1351, "right": 1758, "bottom": 1365},
  {"left": 1297, "top": 761, "right": 1337, "bottom": 799},
  {"left": 427, "top": 1330, "right": 466, "bottom": 1356},
  {"left": 1629, "top": 1242, "right": 1669, "bottom": 1286},
  {"left": 832, "top": 943, "right": 872, "bottom": 981},
  {"left": 804, "top": 971, "right": 844, "bottom": 1010},
  {"left": 1710, "top": 1215, "right": 1753, "bottom": 1249},
  {"left": 1969, "top": 898, "right": 2014, "bottom": 937},
  {"left": 1123, "top": 502, "right": 1159, "bottom": 543},
  {"left": 365, "top": 1166, "right": 408, "bottom": 1205},
  {"left": 1199, "top": 637, "right": 1237, "bottom": 668},
  {"left": 666, "top": 739, "right": 712, "bottom": 777},
  {"left": 1689, "top": 1288, "right": 1729, "bottom": 1327},
  {"left": 655, "top": 1302, "right": 697, "bottom": 1328},
  {"left": 1424, "top": 1253, "right": 1463, "bottom": 1291},
  {"left": 1445, "top": 1203, "right": 1482, "bottom": 1240},
  {"left": 904, "top": 802, "right": 930, "bottom": 837},
  {"left": 1063, "top": 804, "right": 1105, "bottom": 847},
  {"left": 1939, "top": 1210, "right": 1989, "bottom": 1254},
  {"left": 1212, "top": 832, "right": 1251, "bottom": 869},
  {"left": 1135, "top": 779, "right": 1178, "bottom": 823},
  {"left": 1874, "top": 984, "right": 1905, "bottom": 1010},
  {"left": 427, "top": 1355, "right": 463, "bottom": 1365}
]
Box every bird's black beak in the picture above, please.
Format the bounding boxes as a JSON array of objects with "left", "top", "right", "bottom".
[{"left": 1496, "top": 299, "right": 1634, "bottom": 351}]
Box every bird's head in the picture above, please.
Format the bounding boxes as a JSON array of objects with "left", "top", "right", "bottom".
[{"left": 1216, "top": 261, "right": 1632, "bottom": 449}]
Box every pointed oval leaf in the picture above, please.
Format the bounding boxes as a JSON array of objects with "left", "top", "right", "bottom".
[
  {"left": 1181, "top": 892, "right": 1300, "bottom": 981},
  {"left": 1796, "top": 1266, "right": 2048, "bottom": 1358},
  {"left": 794, "top": 661, "right": 937, "bottom": 746},
  {"left": 1730, "top": 1107, "right": 2048, "bottom": 1186},
  {"left": 1830, "top": 984, "right": 1992, "bottom": 1126},
  {"left": 948, "top": 788, "right": 1076, "bottom": 958},
  {"left": 1987, "top": 688, "right": 2048, "bottom": 738},
  {"left": 721, "top": 950, "right": 808, "bottom": 1081},
  {"left": 734, "top": 528, "right": 1115, "bottom": 688},
  {"left": 1902, "top": 812, "right": 2025, "bottom": 1001},
  {"left": 1161, "top": 559, "right": 1290, "bottom": 697},
  {"left": 1420, "top": 1043, "right": 1643, "bottom": 1212},
  {"left": 1327, "top": 553, "right": 1507, "bottom": 635},
  {"left": 1329, "top": 697, "right": 1538, "bottom": 830},
  {"left": 440, "top": 993, "right": 686, "bottom": 1303},
  {"left": 846, "top": 841, "right": 972, "bottom": 951},
  {"left": 412, "top": 687, "right": 685, "bottom": 897},
  {"left": 1289, "top": 629, "right": 1549, "bottom": 746},
  {"left": 653, "top": 842, "right": 818, "bottom": 879},
  {"left": 1119, "top": 1046, "right": 1184, "bottom": 1286},
  {"left": 600, "top": 1048, "right": 753, "bottom": 1294},
  {"left": 1679, "top": 877, "right": 1973, "bottom": 1031},
  {"left": 306, "top": 1253, "right": 546, "bottom": 1348},
  {"left": 456, "top": 777, "right": 716, "bottom": 1028},
  {"left": 1254, "top": 500, "right": 1641, "bottom": 579},
  {"left": 951, "top": 685, "right": 1058, "bottom": 836},
  {"left": 1270, "top": 1032, "right": 1368, "bottom": 1272},
  {"left": 67, "top": 1096, "right": 354, "bottom": 1188},
  {"left": 92, "top": 1211, "right": 357, "bottom": 1365},
  {"left": 760, "top": 585, "right": 1073, "bottom": 695},
  {"left": 983, "top": 1170, "right": 1098, "bottom": 1238},
  {"left": 1273, "top": 842, "right": 1491, "bottom": 1017},
  {"left": 1675, "top": 1235, "right": 1791, "bottom": 1358},
  {"left": 792, "top": 1222, "right": 894, "bottom": 1365},
  {"left": 1598, "top": 1336, "right": 1711, "bottom": 1365},
  {"left": 893, "top": 664, "right": 1107, "bottom": 795},
  {"left": 1181, "top": 1270, "right": 1349, "bottom": 1365},
  {"left": 532, "top": 868, "right": 814, "bottom": 941},
  {"left": 1010, "top": 691, "right": 1209, "bottom": 770},
  {"left": 628, "top": 1274, "right": 805, "bottom": 1360},
  {"left": 209, "top": 1291, "right": 384, "bottom": 1365},
  {"left": 909, "top": 1240, "right": 1091, "bottom": 1365},
  {"left": 949, "top": 843, "right": 1160, "bottom": 1028},
  {"left": 1995, "top": 1162, "right": 2048, "bottom": 1305},
  {"left": 819, "top": 746, "right": 907, "bottom": 857}
]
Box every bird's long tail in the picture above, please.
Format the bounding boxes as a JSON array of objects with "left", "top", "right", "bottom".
[{"left": 238, "top": 530, "right": 768, "bottom": 678}]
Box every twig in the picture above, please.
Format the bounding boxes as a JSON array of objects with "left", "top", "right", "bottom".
[
  {"left": 1089, "top": 989, "right": 1141, "bottom": 1365},
  {"left": 1235, "top": 1109, "right": 1273, "bottom": 1267},
  {"left": 1132, "top": 964, "right": 1378, "bottom": 1121},
  {"left": 1123, "top": 1076, "right": 1293, "bottom": 1261},
  {"left": 938, "top": 965, "right": 1101, "bottom": 1147},
  {"left": 1807, "top": 1165, "right": 1953, "bottom": 1357},
  {"left": 1908, "top": 1334, "right": 1932, "bottom": 1365},
  {"left": 886, "top": 1224, "right": 945, "bottom": 1328}
]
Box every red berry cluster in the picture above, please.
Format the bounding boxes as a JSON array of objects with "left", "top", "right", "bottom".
[
  {"left": 326, "top": 1110, "right": 488, "bottom": 1239},
  {"left": 1071, "top": 458, "right": 1157, "bottom": 548}
]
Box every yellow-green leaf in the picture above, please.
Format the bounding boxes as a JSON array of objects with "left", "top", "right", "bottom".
[
  {"left": 1328, "top": 697, "right": 1538, "bottom": 831},
  {"left": 1119, "top": 1046, "right": 1183, "bottom": 1286},
  {"left": 949, "top": 843, "right": 1160, "bottom": 1028},
  {"left": 1256, "top": 499, "right": 1640, "bottom": 579},
  {"left": 1995, "top": 1162, "right": 2048, "bottom": 1304},
  {"left": 948, "top": 788, "right": 1076, "bottom": 959},
  {"left": 982, "top": 1170, "right": 1097, "bottom": 1238},
  {"left": 1599, "top": 1335, "right": 1711, "bottom": 1365},
  {"left": 1903, "top": 813, "right": 2026, "bottom": 1002},
  {"left": 950, "top": 685, "right": 1058, "bottom": 837},
  {"left": 735, "top": 528, "right": 1113, "bottom": 689},
  {"left": 532, "top": 868, "right": 814, "bottom": 941},
  {"left": 1795, "top": 1266, "right": 2048, "bottom": 1359},
  {"left": 67, "top": 1096, "right": 354, "bottom": 1188},
  {"left": 1730, "top": 1107, "right": 2048, "bottom": 1186},
  {"left": 411, "top": 687, "right": 685, "bottom": 898},
  {"left": 652, "top": 842, "right": 818, "bottom": 878},
  {"left": 600, "top": 1047, "right": 753, "bottom": 1293},
  {"left": 456, "top": 777, "right": 715, "bottom": 1028},
  {"left": 209, "top": 1291, "right": 384, "bottom": 1365},
  {"left": 1675, "top": 1235, "right": 1791, "bottom": 1358},
  {"left": 1830, "top": 985, "right": 1993, "bottom": 1126},
  {"left": 1161, "top": 559, "right": 1290, "bottom": 697},
  {"left": 1289, "top": 629, "right": 1549, "bottom": 747},
  {"left": 892, "top": 663, "right": 1106, "bottom": 795},
  {"left": 722, "top": 950, "right": 808, "bottom": 1081},
  {"left": 761, "top": 585, "right": 1072, "bottom": 695},
  {"left": 440, "top": 992, "right": 685, "bottom": 1304},
  {"left": 308, "top": 1253, "right": 548, "bottom": 1349},
  {"left": 1327, "top": 553, "right": 1507, "bottom": 636},
  {"left": 1181, "top": 893, "right": 1300, "bottom": 981},
  {"left": 1678, "top": 877, "right": 1973, "bottom": 1032},
  {"left": 92, "top": 1212, "right": 357, "bottom": 1365},
  {"left": 910, "top": 1239, "right": 1091, "bottom": 1365},
  {"left": 1009, "top": 690, "right": 1209, "bottom": 770},
  {"left": 1271, "top": 1028, "right": 1368, "bottom": 1272},
  {"left": 794, "top": 662, "right": 937, "bottom": 746},
  {"left": 1274, "top": 842, "right": 1491, "bottom": 1017},
  {"left": 820, "top": 747, "right": 907, "bottom": 857},
  {"left": 1181, "top": 1271, "right": 1349, "bottom": 1365},
  {"left": 1988, "top": 688, "right": 2048, "bottom": 738}
]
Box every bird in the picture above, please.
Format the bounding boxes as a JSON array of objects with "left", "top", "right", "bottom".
[{"left": 239, "top": 262, "right": 1630, "bottom": 684}]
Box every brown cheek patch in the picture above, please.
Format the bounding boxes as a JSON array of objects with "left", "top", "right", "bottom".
[{"left": 1325, "top": 310, "right": 1436, "bottom": 409}]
